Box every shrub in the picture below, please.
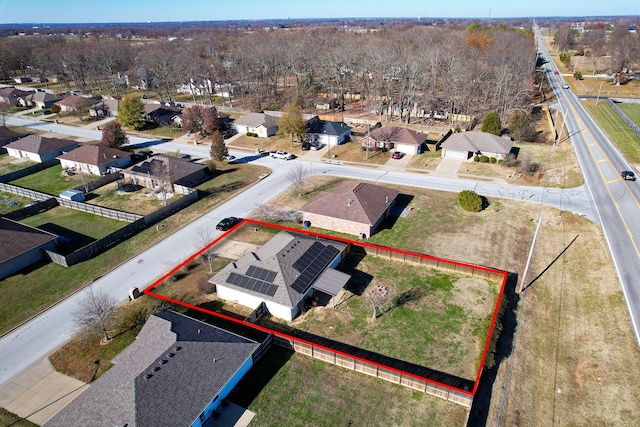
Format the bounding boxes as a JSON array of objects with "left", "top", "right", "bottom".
[
  {"left": 246, "top": 132, "right": 258, "bottom": 137},
  {"left": 50, "top": 104, "right": 61, "bottom": 114},
  {"left": 458, "top": 190, "right": 483, "bottom": 212},
  {"left": 573, "top": 71, "right": 583, "bottom": 80},
  {"left": 474, "top": 155, "right": 480, "bottom": 162},
  {"left": 479, "top": 155, "right": 489, "bottom": 163},
  {"left": 489, "top": 157, "right": 497, "bottom": 163}
]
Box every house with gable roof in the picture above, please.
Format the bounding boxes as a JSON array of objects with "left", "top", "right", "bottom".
[
  {"left": 304, "top": 117, "right": 352, "bottom": 148},
  {"left": 54, "top": 95, "right": 101, "bottom": 113},
  {"left": 363, "top": 126, "right": 427, "bottom": 155},
  {"left": 233, "top": 112, "right": 278, "bottom": 138},
  {"left": 0, "top": 126, "right": 29, "bottom": 151},
  {"left": 122, "top": 155, "right": 208, "bottom": 193},
  {"left": 300, "top": 181, "right": 399, "bottom": 239},
  {"left": 0, "top": 87, "right": 33, "bottom": 106},
  {"left": 19, "top": 91, "right": 63, "bottom": 109},
  {"left": 440, "top": 131, "right": 514, "bottom": 161},
  {"left": 4, "top": 135, "right": 78, "bottom": 163},
  {"left": 210, "top": 230, "right": 350, "bottom": 321},
  {"left": 57, "top": 144, "right": 132, "bottom": 175},
  {"left": 44, "top": 310, "right": 260, "bottom": 427}
]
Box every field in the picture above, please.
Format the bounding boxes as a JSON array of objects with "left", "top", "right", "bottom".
[
  {"left": 617, "top": 102, "right": 640, "bottom": 128},
  {"left": 0, "top": 153, "right": 37, "bottom": 175}
]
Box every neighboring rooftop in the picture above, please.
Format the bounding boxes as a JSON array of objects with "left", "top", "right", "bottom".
[
  {"left": 234, "top": 112, "right": 278, "bottom": 128},
  {"left": 4, "top": 134, "right": 78, "bottom": 154},
  {"left": 441, "top": 131, "right": 514, "bottom": 154},
  {"left": 305, "top": 117, "right": 352, "bottom": 136},
  {"left": 368, "top": 126, "right": 426, "bottom": 145},
  {"left": 301, "top": 181, "right": 399, "bottom": 226},
  {"left": 0, "top": 217, "right": 58, "bottom": 264},
  {"left": 124, "top": 155, "right": 206, "bottom": 186},
  {"left": 44, "top": 310, "right": 259, "bottom": 427},
  {"left": 57, "top": 144, "right": 131, "bottom": 166}
]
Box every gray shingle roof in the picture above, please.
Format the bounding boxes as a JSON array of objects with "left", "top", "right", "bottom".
[
  {"left": 210, "top": 231, "right": 347, "bottom": 308},
  {"left": 57, "top": 144, "right": 131, "bottom": 166},
  {"left": 441, "top": 131, "right": 513, "bottom": 154},
  {"left": 44, "top": 311, "right": 259, "bottom": 427},
  {"left": 305, "top": 118, "right": 352, "bottom": 136},
  {"left": 4, "top": 135, "right": 78, "bottom": 154},
  {"left": 0, "top": 217, "right": 58, "bottom": 263},
  {"left": 369, "top": 126, "right": 426, "bottom": 146},
  {"left": 234, "top": 112, "right": 278, "bottom": 129}
]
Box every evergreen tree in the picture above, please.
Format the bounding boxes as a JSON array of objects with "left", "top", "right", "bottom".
[
  {"left": 481, "top": 111, "right": 502, "bottom": 135},
  {"left": 117, "top": 95, "right": 145, "bottom": 130}
]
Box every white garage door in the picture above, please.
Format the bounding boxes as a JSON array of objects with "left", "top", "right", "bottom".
[
  {"left": 395, "top": 144, "right": 416, "bottom": 155},
  {"left": 444, "top": 149, "right": 467, "bottom": 159}
]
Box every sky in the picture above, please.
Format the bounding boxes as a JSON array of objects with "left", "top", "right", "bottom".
[{"left": 0, "top": 0, "right": 637, "bottom": 24}]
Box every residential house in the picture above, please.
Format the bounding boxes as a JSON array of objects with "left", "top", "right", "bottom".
[
  {"left": 304, "top": 117, "right": 352, "bottom": 148},
  {"left": 4, "top": 135, "right": 78, "bottom": 163},
  {"left": 44, "top": 310, "right": 260, "bottom": 427},
  {"left": 233, "top": 113, "right": 278, "bottom": 138},
  {"left": 122, "top": 155, "right": 207, "bottom": 194},
  {"left": 0, "top": 126, "right": 29, "bottom": 151},
  {"left": 0, "top": 87, "right": 33, "bottom": 106},
  {"left": 0, "top": 217, "right": 57, "bottom": 280},
  {"left": 440, "top": 131, "right": 514, "bottom": 161},
  {"left": 143, "top": 103, "right": 182, "bottom": 125},
  {"left": 57, "top": 144, "right": 132, "bottom": 176},
  {"left": 172, "top": 109, "right": 230, "bottom": 129},
  {"left": 363, "top": 126, "right": 427, "bottom": 155},
  {"left": 18, "top": 92, "right": 63, "bottom": 109},
  {"left": 89, "top": 98, "right": 120, "bottom": 117},
  {"left": 300, "top": 181, "right": 399, "bottom": 239},
  {"left": 54, "top": 95, "right": 101, "bottom": 113},
  {"left": 210, "top": 230, "right": 351, "bottom": 321}
]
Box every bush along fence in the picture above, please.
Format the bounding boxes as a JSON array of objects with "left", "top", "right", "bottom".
[
  {"left": 143, "top": 219, "right": 509, "bottom": 409},
  {"left": 608, "top": 98, "right": 640, "bottom": 138}
]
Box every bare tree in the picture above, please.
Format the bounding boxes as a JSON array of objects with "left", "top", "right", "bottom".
[
  {"left": 287, "top": 161, "right": 310, "bottom": 197},
  {"left": 150, "top": 158, "right": 173, "bottom": 206},
  {"left": 365, "top": 284, "right": 396, "bottom": 321},
  {"left": 72, "top": 287, "right": 118, "bottom": 344},
  {"left": 195, "top": 227, "right": 217, "bottom": 272}
]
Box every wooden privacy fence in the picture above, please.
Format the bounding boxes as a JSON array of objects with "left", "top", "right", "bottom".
[
  {"left": 0, "top": 160, "right": 58, "bottom": 183},
  {"left": 56, "top": 198, "right": 142, "bottom": 222},
  {"left": 272, "top": 335, "right": 473, "bottom": 408},
  {"left": 361, "top": 245, "right": 505, "bottom": 282}
]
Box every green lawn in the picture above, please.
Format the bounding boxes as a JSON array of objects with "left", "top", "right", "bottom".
[
  {"left": 0, "top": 191, "right": 31, "bottom": 214},
  {"left": 583, "top": 100, "right": 640, "bottom": 164},
  {"left": 10, "top": 164, "right": 100, "bottom": 195},
  {"left": 0, "top": 408, "right": 37, "bottom": 427},
  {"left": 228, "top": 346, "right": 468, "bottom": 427},
  {"left": 617, "top": 103, "right": 640, "bottom": 128},
  {"left": 286, "top": 255, "right": 497, "bottom": 380},
  {"left": 0, "top": 153, "right": 38, "bottom": 175},
  {"left": 0, "top": 163, "right": 269, "bottom": 335}
]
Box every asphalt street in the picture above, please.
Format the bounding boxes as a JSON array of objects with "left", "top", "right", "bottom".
[{"left": 0, "top": 101, "right": 597, "bottom": 386}]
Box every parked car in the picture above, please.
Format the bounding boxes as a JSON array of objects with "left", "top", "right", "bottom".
[
  {"left": 621, "top": 171, "right": 636, "bottom": 181},
  {"left": 222, "top": 129, "right": 237, "bottom": 139},
  {"left": 177, "top": 153, "right": 191, "bottom": 160},
  {"left": 225, "top": 154, "right": 236, "bottom": 162},
  {"left": 301, "top": 142, "right": 311, "bottom": 151},
  {"left": 136, "top": 149, "right": 153, "bottom": 159},
  {"left": 562, "top": 83, "right": 570, "bottom": 89},
  {"left": 216, "top": 217, "right": 242, "bottom": 231},
  {"left": 41, "top": 109, "right": 51, "bottom": 115},
  {"left": 271, "top": 150, "right": 294, "bottom": 160},
  {"left": 554, "top": 70, "right": 559, "bottom": 75},
  {"left": 391, "top": 151, "right": 405, "bottom": 159}
]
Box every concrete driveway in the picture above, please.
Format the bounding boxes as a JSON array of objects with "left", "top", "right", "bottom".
[
  {"left": 0, "top": 358, "right": 87, "bottom": 425},
  {"left": 429, "top": 157, "right": 463, "bottom": 178}
]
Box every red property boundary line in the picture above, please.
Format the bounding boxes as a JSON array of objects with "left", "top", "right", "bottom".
[{"left": 142, "top": 219, "right": 508, "bottom": 398}]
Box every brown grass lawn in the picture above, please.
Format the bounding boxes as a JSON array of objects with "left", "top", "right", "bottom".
[
  {"left": 324, "top": 141, "right": 392, "bottom": 164},
  {"left": 86, "top": 179, "right": 183, "bottom": 215}
]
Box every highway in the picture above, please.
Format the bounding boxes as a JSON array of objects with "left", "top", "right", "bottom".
[
  {"left": 537, "top": 27, "right": 640, "bottom": 346},
  {"left": 0, "top": 103, "right": 597, "bottom": 386}
]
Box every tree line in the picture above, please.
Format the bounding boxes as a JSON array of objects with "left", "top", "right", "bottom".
[{"left": 1, "top": 24, "right": 538, "bottom": 124}]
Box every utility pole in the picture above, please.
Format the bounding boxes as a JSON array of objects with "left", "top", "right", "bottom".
[{"left": 595, "top": 81, "right": 604, "bottom": 106}]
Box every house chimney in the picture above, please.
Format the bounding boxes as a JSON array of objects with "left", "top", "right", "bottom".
[
  {"left": 347, "top": 198, "right": 352, "bottom": 207},
  {"left": 385, "top": 196, "right": 389, "bottom": 204}
]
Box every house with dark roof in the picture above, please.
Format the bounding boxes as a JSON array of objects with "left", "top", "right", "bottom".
[
  {"left": 0, "top": 87, "right": 33, "bottom": 106},
  {"left": 0, "top": 126, "right": 29, "bottom": 151},
  {"left": 143, "top": 103, "right": 182, "bottom": 125},
  {"left": 122, "top": 155, "right": 207, "bottom": 193},
  {"left": 54, "top": 95, "right": 101, "bottom": 113},
  {"left": 210, "top": 230, "right": 351, "bottom": 321},
  {"left": 0, "top": 217, "right": 58, "bottom": 280},
  {"left": 440, "top": 131, "right": 514, "bottom": 161},
  {"left": 18, "top": 91, "right": 63, "bottom": 109},
  {"left": 4, "top": 135, "right": 78, "bottom": 163},
  {"left": 44, "top": 310, "right": 260, "bottom": 427},
  {"left": 363, "top": 126, "right": 427, "bottom": 155},
  {"left": 300, "top": 181, "right": 399, "bottom": 239},
  {"left": 304, "top": 117, "right": 352, "bottom": 148},
  {"left": 233, "top": 113, "right": 278, "bottom": 138},
  {"left": 57, "top": 144, "right": 132, "bottom": 175}
]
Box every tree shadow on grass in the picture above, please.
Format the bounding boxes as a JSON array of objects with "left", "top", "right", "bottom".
[
  {"left": 37, "top": 222, "right": 95, "bottom": 254},
  {"left": 467, "top": 272, "right": 520, "bottom": 426}
]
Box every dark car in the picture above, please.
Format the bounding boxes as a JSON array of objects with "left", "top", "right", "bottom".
[
  {"left": 41, "top": 109, "right": 51, "bottom": 115},
  {"left": 216, "top": 217, "right": 242, "bottom": 231},
  {"left": 621, "top": 171, "right": 636, "bottom": 181},
  {"left": 301, "top": 142, "right": 311, "bottom": 151},
  {"left": 391, "top": 151, "right": 405, "bottom": 159}
]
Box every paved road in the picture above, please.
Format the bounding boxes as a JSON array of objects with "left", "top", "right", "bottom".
[
  {"left": 537, "top": 27, "right": 640, "bottom": 346},
  {"left": 0, "top": 109, "right": 597, "bottom": 386}
]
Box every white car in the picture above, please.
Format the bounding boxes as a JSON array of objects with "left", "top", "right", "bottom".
[{"left": 271, "top": 150, "right": 294, "bottom": 160}]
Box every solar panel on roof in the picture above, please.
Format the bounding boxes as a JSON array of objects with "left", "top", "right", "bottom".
[
  {"left": 227, "top": 272, "right": 278, "bottom": 297},
  {"left": 290, "top": 244, "right": 341, "bottom": 294},
  {"left": 292, "top": 241, "right": 324, "bottom": 272},
  {"left": 246, "top": 265, "right": 277, "bottom": 282}
]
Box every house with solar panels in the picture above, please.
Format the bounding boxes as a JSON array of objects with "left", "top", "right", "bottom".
[{"left": 209, "top": 230, "right": 351, "bottom": 321}]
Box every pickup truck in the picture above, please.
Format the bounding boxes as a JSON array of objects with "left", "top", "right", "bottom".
[{"left": 271, "top": 150, "right": 294, "bottom": 160}]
